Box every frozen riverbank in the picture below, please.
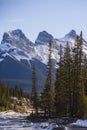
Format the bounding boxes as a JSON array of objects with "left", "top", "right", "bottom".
[
  {"left": 0, "top": 110, "right": 28, "bottom": 120},
  {"left": 0, "top": 110, "right": 87, "bottom": 130},
  {"left": 0, "top": 110, "right": 69, "bottom": 130}
]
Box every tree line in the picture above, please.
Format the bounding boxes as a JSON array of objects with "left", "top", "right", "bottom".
[
  {"left": 0, "top": 82, "right": 29, "bottom": 111},
  {"left": 31, "top": 31, "right": 87, "bottom": 118}
]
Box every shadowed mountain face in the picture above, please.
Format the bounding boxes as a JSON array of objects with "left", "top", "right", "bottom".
[
  {"left": 35, "top": 31, "right": 53, "bottom": 45},
  {"left": 0, "top": 29, "right": 87, "bottom": 91}
]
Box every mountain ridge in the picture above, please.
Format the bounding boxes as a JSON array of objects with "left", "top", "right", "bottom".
[{"left": 0, "top": 29, "right": 87, "bottom": 91}]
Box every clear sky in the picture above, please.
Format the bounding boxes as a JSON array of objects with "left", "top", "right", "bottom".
[{"left": 0, "top": 0, "right": 87, "bottom": 42}]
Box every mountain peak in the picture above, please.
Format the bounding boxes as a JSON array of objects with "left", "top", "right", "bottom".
[
  {"left": 1, "top": 29, "right": 34, "bottom": 54},
  {"left": 64, "top": 29, "right": 77, "bottom": 39},
  {"left": 9, "top": 29, "right": 22, "bottom": 33},
  {"left": 35, "top": 31, "right": 53, "bottom": 45},
  {"left": 8, "top": 29, "right": 25, "bottom": 38},
  {"left": 1, "top": 29, "right": 28, "bottom": 44}
]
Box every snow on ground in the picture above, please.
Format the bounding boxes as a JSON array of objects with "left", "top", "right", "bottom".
[
  {"left": 71, "top": 119, "right": 87, "bottom": 127},
  {"left": 0, "top": 110, "right": 28, "bottom": 120},
  {"left": 0, "top": 110, "right": 71, "bottom": 130},
  {"left": 1, "top": 110, "right": 87, "bottom": 129},
  {"left": 0, "top": 120, "right": 71, "bottom": 130}
]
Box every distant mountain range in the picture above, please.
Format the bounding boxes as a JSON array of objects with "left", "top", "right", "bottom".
[{"left": 0, "top": 29, "right": 87, "bottom": 91}]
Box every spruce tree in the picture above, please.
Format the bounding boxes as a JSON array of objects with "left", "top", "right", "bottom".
[
  {"left": 83, "top": 55, "right": 87, "bottom": 95},
  {"left": 31, "top": 63, "right": 38, "bottom": 114},
  {"left": 55, "top": 32, "right": 85, "bottom": 118},
  {"left": 41, "top": 41, "right": 55, "bottom": 116},
  {"left": 63, "top": 42, "right": 73, "bottom": 117},
  {"left": 55, "top": 44, "right": 67, "bottom": 116},
  {"left": 55, "top": 44, "right": 62, "bottom": 116},
  {"left": 72, "top": 32, "right": 85, "bottom": 117}
]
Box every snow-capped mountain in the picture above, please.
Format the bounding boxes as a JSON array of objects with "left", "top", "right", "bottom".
[
  {"left": 35, "top": 31, "right": 53, "bottom": 45},
  {"left": 0, "top": 29, "right": 79, "bottom": 65},
  {"left": 0, "top": 29, "right": 87, "bottom": 91},
  {"left": 0, "top": 30, "right": 59, "bottom": 65},
  {"left": 0, "top": 29, "right": 35, "bottom": 62},
  {"left": 1, "top": 29, "right": 34, "bottom": 51}
]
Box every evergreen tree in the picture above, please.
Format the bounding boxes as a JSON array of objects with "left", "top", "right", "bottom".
[
  {"left": 55, "top": 32, "right": 85, "bottom": 118},
  {"left": 55, "top": 44, "right": 67, "bottom": 116},
  {"left": 0, "top": 81, "right": 30, "bottom": 110},
  {"left": 6, "top": 85, "right": 10, "bottom": 99},
  {"left": 63, "top": 42, "right": 73, "bottom": 117},
  {"left": 31, "top": 63, "right": 38, "bottom": 114},
  {"left": 41, "top": 41, "right": 55, "bottom": 116},
  {"left": 83, "top": 55, "right": 87, "bottom": 95},
  {"left": 18, "top": 87, "right": 23, "bottom": 99},
  {"left": 72, "top": 32, "right": 85, "bottom": 117},
  {"left": 14, "top": 85, "right": 19, "bottom": 97}
]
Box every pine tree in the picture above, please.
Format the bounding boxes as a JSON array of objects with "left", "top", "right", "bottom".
[
  {"left": 63, "top": 42, "right": 73, "bottom": 117},
  {"left": 55, "top": 44, "right": 68, "bottom": 116},
  {"left": 83, "top": 55, "right": 87, "bottom": 95},
  {"left": 55, "top": 44, "right": 71, "bottom": 116},
  {"left": 41, "top": 41, "right": 55, "bottom": 116},
  {"left": 19, "top": 88, "right": 23, "bottom": 99},
  {"left": 31, "top": 63, "right": 38, "bottom": 114},
  {"left": 72, "top": 32, "right": 85, "bottom": 117},
  {"left": 55, "top": 32, "right": 85, "bottom": 118},
  {"left": 6, "top": 84, "right": 10, "bottom": 99}
]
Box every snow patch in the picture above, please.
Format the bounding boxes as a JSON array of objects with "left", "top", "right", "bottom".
[
  {"left": 34, "top": 45, "right": 59, "bottom": 64},
  {"left": 0, "top": 42, "right": 14, "bottom": 51},
  {"left": 71, "top": 119, "right": 87, "bottom": 127},
  {"left": 0, "top": 110, "right": 27, "bottom": 120},
  {"left": 0, "top": 111, "right": 71, "bottom": 130},
  {"left": 0, "top": 58, "right": 4, "bottom": 62}
]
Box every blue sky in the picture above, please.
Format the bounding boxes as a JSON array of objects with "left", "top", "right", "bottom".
[{"left": 0, "top": 0, "right": 87, "bottom": 42}]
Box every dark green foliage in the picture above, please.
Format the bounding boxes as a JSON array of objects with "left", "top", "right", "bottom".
[
  {"left": 41, "top": 41, "right": 55, "bottom": 116},
  {"left": 63, "top": 42, "right": 73, "bottom": 117},
  {"left": 55, "top": 44, "right": 67, "bottom": 117},
  {"left": 31, "top": 63, "right": 38, "bottom": 114},
  {"left": 55, "top": 32, "right": 86, "bottom": 118},
  {"left": 71, "top": 32, "right": 85, "bottom": 118},
  {"left": 40, "top": 36, "right": 87, "bottom": 118},
  {"left": 83, "top": 55, "right": 87, "bottom": 96}
]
